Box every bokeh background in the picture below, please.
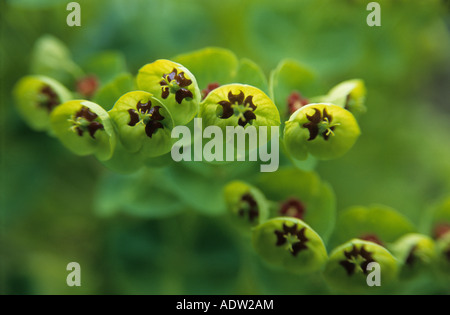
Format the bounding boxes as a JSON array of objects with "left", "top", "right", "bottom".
[{"left": 1, "top": 0, "right": 449, "bottom": 294}]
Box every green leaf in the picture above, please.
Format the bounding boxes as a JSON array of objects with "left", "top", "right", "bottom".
[
  {"left": 172, "top": 47, "right": 238, "bottom": 90},
  {"left": 30, "top": 35, "right": 83, "bottom": 85},
  {"left": 83, "top": 51, "right": 128, "bottom": 84},
  {"left": 93, "top": 73, "right": 135, "bottom": 111},
  {"left": 330, "top": 205, "right": 416, "bottom": 249},
  {"left": 234, "top": 58, "right": 269, "bottom": 94}
]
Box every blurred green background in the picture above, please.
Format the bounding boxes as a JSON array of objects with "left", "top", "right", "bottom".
[{"left": 1, "top": 0, "right": 449, "bottom": 294}]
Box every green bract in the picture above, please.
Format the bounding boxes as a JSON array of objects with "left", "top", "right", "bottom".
[
  {"left": 14, "top": 75, "right": 72, "bottom": 131},
  {"left": 330, "top": 204, "right": 416, "bottom": 249},
  {"left": 252, "top": 217, "right": 328, "bottom": 274},
  {"left": 269, "top": 59, "right": 318, "bottom": 122},
  {"left": 50, "top": 100, "right": 116, "bottom": 161},
  {"left": 30, "top": 35, "right": 83, "bottom": 85},
  {"left": 390, "top": 233, "right": 436, "bottom": 280},
  {"left": 284, "top": 103, "right": 360, "bottom": 160},
  {"left": 324, "top": 239, "right": 399, "bottom": 292},
  {"left": 256, "top": 168, "right": 336, "bottom": 242},
  {"left": 136, "top": 59, "right": 200, "bottom": 125},
  {"left": 224, "top": 181, "right": 269, "bottom": 229},
  {"left": 109, "top": 91, "right": 174, "bottom": 158},
  {"left": 199, "top": 84, "right": 280, "bottom": 141},
  {"left": 173, "top": 47, "right": 269, "bottom": 96},
  {"left": 321, "top": 79, "right": 366, "bottom": 116}
]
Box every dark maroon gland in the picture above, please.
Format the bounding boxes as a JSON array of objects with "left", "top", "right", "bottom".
[
  {"left": 274, "top": 223, "right": 309, "bottom": 256},
  {"left": 279, "top": 198, "right": 306, "bottom": 220},
  {"left": 238, "top": 193, "right": 259, "bottom": 223},
  {"left": 127, "top": 100, "right": 165, "bottom": 138},
  {"left": 74, "top": 107, "right": 104, "bottom": 139},
  {"left": 76, "top": 75, "right": 99, "bottom": 99},
  {"left": 339, "top": 245, "right": 375, "bottom": 276},
  {"left": 359, "top": 234, "right": 384, "bottom": 247},
  {"left": 202, "top": 82, "right": 220, "bottom": 100},
  {"left": 218, "top": 90, "right": 257, "bottom": 127},
  {"left": 287, "top": 91, "right": 309, "bottom": 115},
  {"left": 302, "top": 108, "right": 335, "bottom": 141},
  {"left": 434, "top": 223, "right": 450, "bottom": 240},
  {"left": 39, "top": 85, "right": 60, "bottom": 112},
  {"left": 159, "top": 68, "right": 193, "bottom": 104}
]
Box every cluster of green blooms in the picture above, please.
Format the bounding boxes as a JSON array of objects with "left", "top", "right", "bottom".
[
  {"left": 14, "top": 36, "right": 362, "bottom": 173},
  {"left": 14, "top": 36, "right": 450, "bottom": 293},
  {"left": 225, "top": 178, "right": 450, "bottom": 292}
]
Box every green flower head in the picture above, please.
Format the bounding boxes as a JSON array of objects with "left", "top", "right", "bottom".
[
  {"left": 199, "top": 84, "right": 281, "bottom": 145},
  {"left": 137, "top": 59, "right": 200, "bottom": 125},
  {"left": 252, "top": 217, "right": 327, "bottom": 274},
  {"left": 50, "top": 100, "right": 116, "bottom": 161},
  {"left": 324, "top": 239, "right": 398, "bottom": 292},
  {"left": 284, "top": 103, "right": 360, "bottom": 160},
  {"left": 109, "top": 91, "right": 174, "bottom": 159},
  {"left": 14, "top": 75, "right": 72, "bottom": 131},
  {"left": 224, "top": 181, "right": 269, "bottom": 229},
  {"left": 390, "top": 233, "right": 436, "bottom": 280}
]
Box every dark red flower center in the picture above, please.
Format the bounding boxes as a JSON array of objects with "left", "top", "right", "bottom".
[
  {"left": 287, "top": 91, "right": 309, "bottom": 115},
  {"left": 279, "top": 198, "right": 306, "bottom": 220}
]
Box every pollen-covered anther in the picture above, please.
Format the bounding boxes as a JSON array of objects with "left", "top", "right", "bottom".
[
  {"left": 217, "top": 90, "right": 257, "bottom": 127},
  {"left": 303, "top": 108, "right": 340, "bottom": 141},
  {"left": 339, "top": 245, "right": 375, "bottom": 276},
  {"left": 287, "top": 91, "right": 309, "bottom": 115},
  {"left": 128, "top": 100, "right": 165, "bottom": 138},
  {"left": 159, "top": 68, "right": 193, "bottom": 104},
  {"left": 39, "top": 85, "right": 60, "bottom": 112},
  {"left": 238, "top": 193, "right": 259, "bottom": 222},
  {"left": 274, "top": 223, "right": 309, "bottom": 256},
  {"left": 279, "top": 198, "right": 306, "bottom": 220},
  {"left": 72, "top": 106, "right": 104, "bottom": 139}
]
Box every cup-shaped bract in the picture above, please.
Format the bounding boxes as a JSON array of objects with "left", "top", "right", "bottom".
[
  {"left": 14, "top": 75, "right": 72, "bottom": 131},
  {"left": 50, "top": 100, "right": 116, "bottom": 161},
  {"left": 390, "top": 233, "right": 436, "bottom": 280},
  {"left": 322, "top": 79, "right": 366, "bottom": 116},
  {"left": 284, "top": 103, "right": 360, "bottom": 160},
  {"left": 324, "top": 239, "right": 399, "bottom": 292},
  {"left": 199, "top": 84, "right": 281, "bottom": 144},
  {"left": 109, "top": 91, "right": 174, "bottom": 159},
  {"left": 224, "top": 181, "right": 269, "bottom": 229},
  {"left": 137, "top": 59, "right": 201, "bottom": 125},
  {"left": 252, "top": 217, "right": 328, "bottom": 274}
]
